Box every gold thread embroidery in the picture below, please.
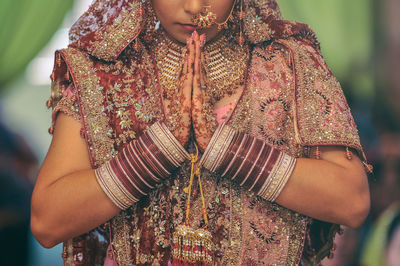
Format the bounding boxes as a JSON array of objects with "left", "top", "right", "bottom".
[
  {"left": 92, "top": 3, "right": 143, "bottom": 61},
  {"left": 60, "top": 48, "right": 116, "bottom": 167}
]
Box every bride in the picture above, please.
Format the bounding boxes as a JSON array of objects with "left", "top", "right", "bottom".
[{"left": 31, "top": 0, "right": 371, "bottom": 264}]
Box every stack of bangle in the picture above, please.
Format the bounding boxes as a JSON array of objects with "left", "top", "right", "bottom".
[
  {"left": 95, "top": 121, "right": 190, "bottom": 209},
  {"left": 201, "top": 124, "right": 296, "bottom": 202}
]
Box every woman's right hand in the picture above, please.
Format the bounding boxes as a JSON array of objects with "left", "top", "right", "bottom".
[{"left": 164, "top": 37, "right": 194, "bottom": 148}]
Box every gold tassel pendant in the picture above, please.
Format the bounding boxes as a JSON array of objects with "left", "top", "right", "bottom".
[{"left": 172, "top": 144, "right": 214, "bottom": 265}]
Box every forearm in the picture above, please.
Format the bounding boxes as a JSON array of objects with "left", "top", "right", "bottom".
[
  {"left": 276, "top": 155, "right": 370, "bottom": 228},
  {"left": 32, "top": 118, "right": 189, "bottom": 248},
  {"left": 201, "top": 125, "right": 370, "bottom": 228},
  {"left": 31, "top": 169, "right": 119, "bottom": 248}
]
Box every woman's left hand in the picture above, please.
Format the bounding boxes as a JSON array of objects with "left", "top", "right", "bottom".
[{"left": 190, "top": 31, "right": 213, "bottom": 152}]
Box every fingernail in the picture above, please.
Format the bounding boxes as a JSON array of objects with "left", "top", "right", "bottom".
[{"left": 192, "top": 30, "right": 198, "bottom": 40}]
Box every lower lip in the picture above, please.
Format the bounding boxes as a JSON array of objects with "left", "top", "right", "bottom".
[{"left": 180, "top": 24, "right": 197, "bottom": 32}]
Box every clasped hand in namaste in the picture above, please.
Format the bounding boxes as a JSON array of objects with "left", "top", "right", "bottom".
[{"left": 170, "top": 31, "right": 213, "bottom": 152}]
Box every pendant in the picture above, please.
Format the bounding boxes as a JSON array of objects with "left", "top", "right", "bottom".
[
  {"left": 171, "top": 132, "right": 214, "bottom": 265},
  {"left": 172, "top": 223, "right": 213, "bottom": 265}
]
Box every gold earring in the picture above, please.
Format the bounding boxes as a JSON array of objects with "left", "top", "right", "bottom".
[
  {"left": 192, "top": 6, "right": 217, "bottom": 29},
  {"left": 237, "top": 0, "right": 245, "bottom": 45},
  {"left": 193, "top": 2, "right": 237, "bottom": 32}
]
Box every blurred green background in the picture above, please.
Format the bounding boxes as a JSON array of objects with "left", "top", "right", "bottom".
[{"left": 0, "top": 0, "right": 399, "bottom": 265}]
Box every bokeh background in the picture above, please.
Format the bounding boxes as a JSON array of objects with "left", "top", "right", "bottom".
[{"left": 0, "top": 0, "right": 399, "bottom": 265}]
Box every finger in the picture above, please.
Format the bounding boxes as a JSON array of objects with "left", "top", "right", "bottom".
[
  {"left": 182, "top": 37, "right": 194, "bottom": 87},
  {"left": 181, "top": 57, "right": 191, "bottom": 100},
  {"left": 181, "top": 59, "right": 192, "bottom": 100},
  {"left": 200, "top": 33, "right": 206, "bottom": 49},
  {"left": 194, "top": 33, "right": 201, "bottom": 81},
  {"left": 187, "top": 35, "right": 195, "bottom": 76}
]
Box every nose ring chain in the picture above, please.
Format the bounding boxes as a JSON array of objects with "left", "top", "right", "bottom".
[{"left": 192, "top": 1, "right": 236, "bottom": 31}]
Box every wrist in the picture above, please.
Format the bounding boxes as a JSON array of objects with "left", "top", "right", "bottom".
[
  {"left": 198, "top": 123, "right": 235, "bottom": 171},
  {"left": 95, "top": 121, "right": 190, "bottom": 209},
  {"left": 201, "top": 124, "right": 296, "bottom": 202}
]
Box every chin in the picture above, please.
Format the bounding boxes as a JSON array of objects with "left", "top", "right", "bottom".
[
  {"left": 161, "top": 28, "right": 187, "bottom": 44},
  {"left": 175, "top": 34, "right": 190, "bottom": 44}
]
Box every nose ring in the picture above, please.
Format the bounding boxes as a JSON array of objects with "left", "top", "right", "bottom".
[{"left": 192, "top": 6, "right": 217, "bottom": 29}]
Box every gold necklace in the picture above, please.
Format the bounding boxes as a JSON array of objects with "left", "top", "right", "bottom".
[
  {"left": 153, "top": 30, "right": 248, "bottom": 99},
  {"left": 202, "top": 34, "right": 249, "bottom": 103},
  {"left": 152, "top": 31, "right": 188, "bottom": 100},
  {"left": 151, "top": 30, "right": 249, "bottom": 131}
]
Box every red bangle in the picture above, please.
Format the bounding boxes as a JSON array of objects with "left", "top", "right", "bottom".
[
  {"left": 134, "top": 139, "right": 165, "bottom": 179},
  {"left": 221, "top": 133, "right": 248, "bottom": 178},
  {"left": 237, "top": 138, "right": 264, "bottom": 186},
  {"left": 230, "top": 135, "right": 254, "bottom": 181},
  {"left": 218, "top": 132, "right": 241, "bottom": 172},
  {"left": 240, "top": 140, "right": 265, "bottom": 188},
  {"left": 252, "top": 147, "right": 280, "bottom": 194},
  {"left": 210, "top": 127, "right": 295, "bottom": 201},
  {"left": 141, "top": 131, "right": 174, "bottom": 171},
  {"left": 95, "top": 122, "right": 190, "bottom": 209}
]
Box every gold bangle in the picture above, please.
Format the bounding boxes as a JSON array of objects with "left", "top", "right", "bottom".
[
  {"left": 254, "top": 149, "right": 275, "bottom": 196},
  {"left": 258, "top": 153, "right": 284, "bottom": 200},
  {"left": 148, "top": 123, "right": 181, "bottom": 166},
  {"left": 148, "top": 124, "right": 180, "bottom": 166},
  {"left": 270, "top": 154, "right": 296, "bottom": 201},
  {"left": 198, "top": 123, "right": 225, "bottom": 168},
  {"left": 258, "top": 153, "right": 296, "bottom": 202},
  {"left": 95, "top": 163, "right": 137, "bottom": 210},
  {"left": 209, "top": 125, "right": 235, "bottom": 172},
  {"left": 148, "top": 122, "right": 189, "bottom": 166},
  {"left": 199, "top": 123, "right": 235, "bottom": 171},
  {"left": 159, "top": 122, "right": 190, "bottom": 161}
]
